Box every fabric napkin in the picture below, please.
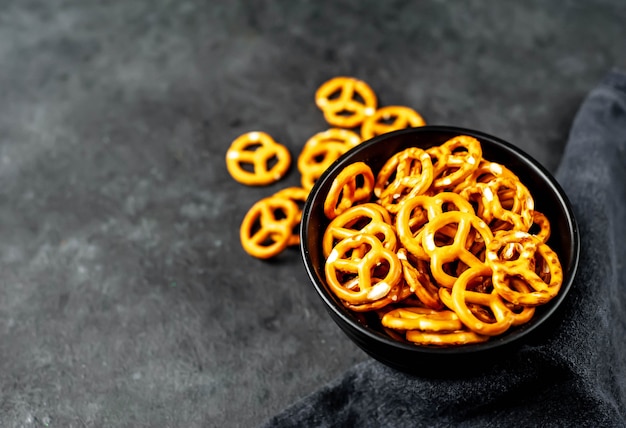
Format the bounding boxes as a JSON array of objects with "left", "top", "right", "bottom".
[{"left": 261, "top": 69, "right": 626, "bottom": 427}]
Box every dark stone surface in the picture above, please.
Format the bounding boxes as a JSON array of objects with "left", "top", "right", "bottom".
[{"left": 0, "top": 1, "right": 624, "bottom": 426}]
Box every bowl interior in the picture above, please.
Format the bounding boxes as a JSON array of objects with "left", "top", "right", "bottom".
[{"left": 301, "top": 126, "right": 579, "bottom": 360}]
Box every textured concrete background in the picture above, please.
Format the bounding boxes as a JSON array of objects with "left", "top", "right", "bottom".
[{"left": 0, "top": 1, "right": 625, "bottom": 427}]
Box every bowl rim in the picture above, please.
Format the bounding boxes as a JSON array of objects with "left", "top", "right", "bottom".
[{"left": 300, "top": 125, "right": 580, "bottom": 356}]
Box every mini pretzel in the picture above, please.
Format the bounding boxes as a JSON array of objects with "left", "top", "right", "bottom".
[
  {"left": 344, "top": 281, "right": 413, "bottom": 312},
  {"left": 422, "top": 211, "right": 494, "bottom": 287},
  {"left": 240, "top": 196, "right": 300, "bottom": 259},
  {"left": 453, "top": 159, "right": 520, "bottom": 193},
  {"left": 405, "top": 329, "right": 489, "bottom": 346},
  {"left": 486, "top": 230, "right": 563, "bottom": 306},
  {"left": 530, "top": 210, "right": 551, "bottom": 243},
  {"left": 360, "top": 106, "right": 426, "bottom": 141},
  {"left": 397, "top": 249, "right": 443, "bottom": 310},
  {"left": 431, "top": 135, "right": 482, "bottom": 191},
  {"left": 315, "top": 77, "right": 377, "bottom": 128},
  {"left": 438, "top": 266, "right": 515, "bottom": 336},
  {"left": 381, "top": 306, "right": 462, "bottom": 332},
  {"left": 298, "top": 129, "right": 362, "bottom": 190},
  {"left": 226, "top": 131, "right": 291, "bottom": 186},
  {"left": 374, "top": 147, "right": 434, "bottom": 213},
  {"left": 323, "top": 203, "right": 397, "bottom": 258},
  {"left": 396, "top": 192, "right": 475, "bottom": 260},
  {"left": 273, "top": 186, "right": 310, "bottom": 246},
  {"left": 481, "top": 177, "right": 534, "bottom": 232},
  {"left": 323, "top": 162, "right": 375, "bottom": 219},
  {"left": 325, "top": 233, "right": 402, "bottom": 305}
]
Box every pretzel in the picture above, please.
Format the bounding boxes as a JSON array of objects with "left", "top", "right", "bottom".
[
  {"left": 381, "top": 306, "right": 463, "bottom": 332},
  {"left": 344, "top": 281, "right": 413, "bottom": 312},
  {"left": 374, "top": 147, "right": 434, "bottom": 213},
  {"left": 325, "top": 233, "right": 402, "bottom": 305},
  {"left": 315, "top": 77, "right": 378, "bottom": 128},
  {"left": 422, "top": 211, "right": 494, "bottom": 287},
  {"left": 298, "top": 129, "right": 362, "bottom": 190},
  {"left": 453, "top": 159, "right": 520, "bottom": 193},
  {"left": 360, "top": 106, "right": 426, "bottom": 141},
  {"left": 322, "top": 203, "right": 397, "bottom": 258},
  {"left": 273, "top": 186, "right": 310, "bottom": 246},
  {"left": 226, "top": 131, "right": 291, "bottom": 186},
  {"left": 395, "top": 192, "right": 475, "bottom": 260},
  {"left": 438, "top": 266, "right": 515, "bottom": 336},
  {"left": 323, "top": 162, "right": 375, "bottom": 219},
  {"left": 431, "top": 135, "right": 482, "bottom": 191},
  {"left": 405, "top": 329, "right": 489, "bottom": 346},
  {"left": 240, "top": 196, "right": 300, "bottom": 259},
  {"left": 530, "top": 210, "right": 551, "bottom": 243},
  {"left": 486, "top": 230, "right": 563, "bottom": 306},
  {"left": 397, "top": 249, "right": 443, "bottom": 310}
]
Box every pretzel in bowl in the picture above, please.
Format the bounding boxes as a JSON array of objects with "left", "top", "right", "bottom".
[
  {"left": 323, "top": 161, "right": 375, "bottom": 220},
  {"left": 325, "top": 232, "right": 402, "bottom": 305},
  {"left": 315, "top": 76, "right": 378, "bottom": 128},
  {"left": 321, "top": 134, "right": 564, "bottom": 347},
  {"left": 226, "top": 131, "right": 291, "bottom": 186}
]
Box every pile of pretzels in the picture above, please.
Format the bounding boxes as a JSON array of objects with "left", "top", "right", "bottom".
[
  {"left": 322, "top": 136, "right": 564, "bottom": 346},
  {"left": 225, "top": 76, "right": 563, "bottom": 346}
]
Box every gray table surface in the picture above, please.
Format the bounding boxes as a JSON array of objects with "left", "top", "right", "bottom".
[{"left": 1, "top": 1, "right": 625, "bottom": 427}]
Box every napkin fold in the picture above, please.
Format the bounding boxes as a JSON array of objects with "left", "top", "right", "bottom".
[{"left": 262, "top": 69, "right": 626, "bottom": 427}]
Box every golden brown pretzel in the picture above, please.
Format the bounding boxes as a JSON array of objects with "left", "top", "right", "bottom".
[
  {"left": 273, "top": 186, "right": 310, "bottom": 246},
  {"left": 324, "top": 233, "right": 402, "bottom": 305},
  {"left": 239, "top": 196, "right": 300, "bottom": 259},
  {"left": 431, "top": 135, "right": 482, "bottom": 191},
  {"left": 374, "top": 147, "right": 434, "bottom": 213},
  {"left": 323, "top": 203, "right": 397, "bottom": 258},
  {"left": 405, "top": 329, "right": 489, "bottom": 346},
  {"left": 298, "top": 129, "right": 362, "bottom": 190},
  {"left": 395, "top": 192, "right": 475, "bottom": 260},
  {"left": 397, "top": 249, "right": 443, "bottom": 310},
  {"left": 438, "top": 266, "right": 515, "bottom": 336},
  {"left": 486, "top": 230, "right": 563, "bottom": 306},
  {"left": 422, "top": 211, "right": 494, "bottom": 287},
  {"left": 226, "top": 131, "right": 291, "bottom": 186},
  {"left": 323, "top": 161, "right": 375, "bottom": 219},
  {"left": 360, "top": 106, "right": 426, "bottom": 140},
  {"left": 381, "top": 306, "right": 463, "bottom": 332},
  {"left": 315, "top": 77, "right": 378, "bottom": 128}
]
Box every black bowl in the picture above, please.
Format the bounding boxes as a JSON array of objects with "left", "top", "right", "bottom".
[{"left": 300, "top": 126, "right": 580, "bottom": 374}]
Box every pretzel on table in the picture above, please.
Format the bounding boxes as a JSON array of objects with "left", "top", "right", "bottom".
[{"left": 226, "top": 131, "right": 291, "bottom": 186}]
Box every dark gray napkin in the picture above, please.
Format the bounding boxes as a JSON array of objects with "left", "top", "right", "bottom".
[{"left": 261, "top": 70, "right": 626, "bottom": 427}]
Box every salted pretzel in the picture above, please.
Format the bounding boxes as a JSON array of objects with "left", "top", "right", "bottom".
[
  {"left": 374, "top": 147, "right": 434, "bottom": 213},
  {"left": 315, "top": 77, "right": 377, "bottom": 128},
  {"left": 273, "top": 186, "right": 310, "bottom": 246},
  {"left": 453, "top": 159, "right": 520, "bottom": 193},
  {"left": 360, "top": 106, "right": 426, "bottom": 141},
  {"left": 397, "top": 249, "right": 443, "bottom": 310},
  {"left": 381, "top": 306, "right": 463, "bottom": 332},
  {"left": 486, "top": 230, "right": 563, "bottom": 306},
  {"left": 530, "top": 210, "right": 551, "bottom": 243},
  {"left": 324, "top": 233, "right": 402, "bottom": 305},
  {"left": 405, "top": 329, "right": 489, "bottom": 346},
  {"left": 395, "top": 192, "right": 475, "bottom": 260},
  {"left": 298, "top": 129, "right": 362, "bottom": 190},
  {"left": 437, "top": 266, "right": 516, "bottom": 336},
  {"left": 226, "top": 131, "right": 291, "bottom": 186},
  {"left": 322, "top": 203, "right": 397, "bottom": 258},
  {"left": 431, "top": 135, "right": 482, "bottom": 191},
  {"left": 240, "top": 196, "right": 300, "bottom": 259},
  {"left": 422, "top": 211, "right": 494, "bottom": 288},
  {"left": 323, "top": 162, "right": 375, "bottom": 219}
]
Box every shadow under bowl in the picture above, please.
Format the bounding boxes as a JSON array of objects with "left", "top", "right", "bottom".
[{"left": 300, "top": 126, "right": 580, "bottom": 374}]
